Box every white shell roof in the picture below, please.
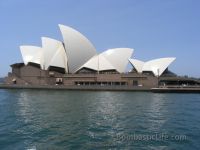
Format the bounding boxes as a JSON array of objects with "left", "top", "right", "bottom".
[
  {"left": 101, "top": 48, "right": 134, "bottom": 73},
  {"left": 59, "top": 24, "right": 96, "bottom": 73},
  {"left": 19, "top": 24, "right": 176, "bottom": 75},
  {"left": 41, "top": 37, "right": 68, "bottom": 72},
  {"left": 143, "top": 57, "right": 176, "bottom": 76},
  {"left": 77, "top": 54, "right": 116, "bottom": 72},
  {"left": 129, "top": 57, "right": 176, "bottom": 76},
  {"left": 128, "top": 59, "right": 144, "bottom": 73},
  {"left": 20, "top": 46, "right": 44, "bottom": 69}
]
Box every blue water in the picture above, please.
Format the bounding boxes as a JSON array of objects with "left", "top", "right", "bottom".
[{"left": 0, "top": 89, "right": 200, "bottom": 149}]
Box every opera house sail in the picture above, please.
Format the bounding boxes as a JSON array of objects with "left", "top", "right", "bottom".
[
  {"left": 59, "top": 24, "right": 96, "bottom": 73},
  {"left": 20, "top": 46, "right": 44, "bottom": 69},
  {"left": 129, "top": 57, "right": 176, "bottom": 76},
  {"left": 41, "top": 37, "right": 68, "bottom": 73}
]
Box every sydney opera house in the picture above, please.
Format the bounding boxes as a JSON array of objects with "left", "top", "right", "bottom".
[{"left": 5, "top": 24, "right": 200, "bottom": 88}]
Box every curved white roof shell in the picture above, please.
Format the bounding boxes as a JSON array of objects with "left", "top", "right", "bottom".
[
  {"left": 101, "top": 48, "right": 134, "bottom": 73},
  {"left": 41, "top": 37, "right": 68, "bottom": 72},
  {"left": 77, "top": 54, "right": 116, "bottom": 72},
  {"left": 129, "top": 59, "right": 144, "bottom": 73},
  {"left": 143, "top": 57, "right": 176, "bottom": 76},
  {"left": 129, "top": 57, "right": 176, "bottom": 76},
  {"left": 59, "top": 24, "right": 96, "bottom": 73},
  {"left": 19, "top": 24, "right": 176, "bottom": 76},
  {"left": 20, "top": 46, "right": 44, "bottom": 69}
]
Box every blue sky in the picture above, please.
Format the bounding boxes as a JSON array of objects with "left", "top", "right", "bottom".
[{"left": 0, "top": 0, "right": 200, "bottom": 77}]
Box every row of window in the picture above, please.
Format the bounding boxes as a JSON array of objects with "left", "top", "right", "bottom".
[{"left": 75, "top": 82, "right": 128, "bottom": 86}]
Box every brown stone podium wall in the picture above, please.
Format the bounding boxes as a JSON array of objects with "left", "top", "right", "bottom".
[{"left": 6, "top": 63, "right": 160, "bottom": 88}]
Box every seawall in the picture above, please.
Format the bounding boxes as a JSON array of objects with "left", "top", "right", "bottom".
[
  {"left": 0, "top": 84, "right": 150, "bottom": 91},
  {"left": 1, "top": 84, "right": 200, "bottom": 93}
]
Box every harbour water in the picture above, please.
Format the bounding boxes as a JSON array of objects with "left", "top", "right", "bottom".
[{"left": 0, "top": 89, "right": 200, "bottom": 149}]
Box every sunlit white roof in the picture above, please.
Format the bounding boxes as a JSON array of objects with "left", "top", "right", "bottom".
[
  {"left": 143, "top": 57, "right": 176, "bottom": 76},
  {"left": 59, "top": 24, "right": 96, "bottom": 73},
  {"left": 128, "top": 59, "right": 144, "bottom": 73},
  {"left": 101, "top": 48, "right": 134, "bottom": 73},
  {"left": 41, "top": 37, "right": 68, "bottom": 72},
  {"left": 129, "top": 57, "right": 176, "bottom": 76},
  {"left": 20, "top": 46, "right": 44, "bottom": 69},
  {"left": 19, "top": 24, "right": 176, "bottom": 76},
  {"left": 77, "top": 54, "right": 116, "bottom": 72}
]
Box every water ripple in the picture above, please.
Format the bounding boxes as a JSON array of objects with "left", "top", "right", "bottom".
[{"left": 0, "top": 90, "right": 199, "bottom": 149}]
